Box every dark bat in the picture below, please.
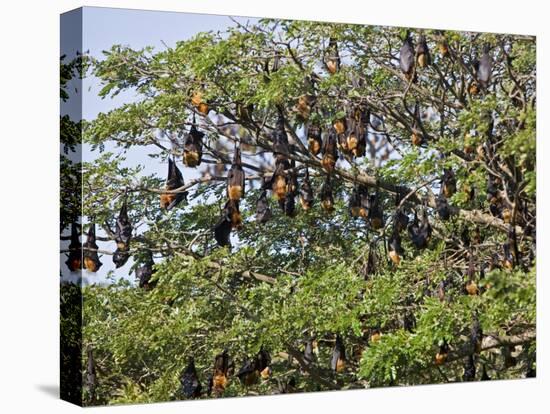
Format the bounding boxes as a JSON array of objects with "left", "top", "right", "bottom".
[
  {"left": 272, "top": 110, "right": 290, "bottom": 161},
  {"left": 214, "top": 200, "right": 242, "bottom": 247},
  {"left": 257, "top": 349, "right": 272, "bottom": 379},
  {"left": 183, "top": 117, "right": 204, "bottom": 167},
  {"left": 325, "top": 36, "right": 340, "bottom": 74},
  {"left": 255, "top": 190, "right": 272, "bottom": 224},
  {"left": 477, "top": 44, "right": 492, "bottom": 90},
  {"left": 408, "top": 210, "right": 431, "bottom": 249},
  {"left": 66, "top": 222, "right": 82, "bottom": 272},
  {"left": 321, "top": 128, "right": 338, "bottom": 172},
  {"left": 388, "top": 227, "right": 404, "bottom": 265},
  {"left": 320, "top": 175, "right": 335, "bottom": 213},
  {"left": 307, "top": 123, "right": 322, "bottom": 156},
  {"left": 349, "top": 185, "right": 369, "bottom": 219},
  {"left": 304, "top": 339, "right": 317, "bottom": 365},
  {"left": 440, "top": 168, "right": 456, "bottom": 198},
  {"left": 394, "top": 193, "right": 409, "bottom": 232},
  {"left": 212, "top": 349, "right": 230, "bottom": 396},
  {"left": 411, "top": 101, "right": 424, "bottom": 145},
  {"left": 236, "top": 357, "right": 259, "bottom": 386},
  {"left": 436, "top": 195, "right": 451, "bottom": 220},
  {"left": 112, "top": 200, "right": 132, "bottom": 268},
  {"left": 331, "top": 335, "right": 346, "bottom": 373},
  {"left": 462, "top": 354, "right": 476, "bottom": 381},
  {"left": 361, "top": 244, "right": 377, "bottom": 280},
  {"left": 160, "top": 158, "right": 187, "bottom": 210},
  {"left": 465, "top": 251, "right": 479, "bottom": 295},
  {"left": 416, "top": 34, "right": 431, "bottom": 68},
  {"left": 83, "top": 223, "right": 102, "bottom": 272},
  {"left": 399, "top": 32, "right": 415, "bottom": 81},
  {"left": 181, "top": 357, "right": 202, "bottom": 399},
  {"left": 227, "top": 146, "right": 245, "bottom": 201},
  {"left": 136, "top": 251, "right": 155, "bottom": 289},
  {"left": 299, "top": 168, "right": 314, "bottom": 210},
  {"left": 369, "top": 192, "right": 384, "bottom": 230}
]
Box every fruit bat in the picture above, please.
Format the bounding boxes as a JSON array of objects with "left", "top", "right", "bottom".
[
  {"left": 160, "top": 158, "right": 187, "bottom": 210},
  {"left": 83, "top": 223, "right": 102, "bottom": 272},
  {"left": 436, "top": 31, "right": 449, "bottom": 56},
  {"left": 279, "top": 164, "right": 298, "bottom": 217},
  {"left": 503, "top": 242, "right": 515, "bottom": 270},
  {"left": 411, "top": 101, "right": 424, "bottom": 146},
  {"left": 465, "top": 252, "right": 479, "bottom": 295},
  {"left": 136, "top": 251, "right": 155, "bottom": 290},
  {"left": 66, "top": 222, "right": 82, "bottom": 272},
  {"left": 503, "top": 345, "right": 517, "bottom": 368},
  {"left": 112, "top": 200, "right": 133, "bottom": 268},
  {"left": 333, "top": 115, "right": 347, "bottom": 136},
  {"left": 441, "top": 168, "right": 456, "bottom": 198},
  {"left": 436, "top": 195, "right": 451, "bottom": 221},
  {"left": 212, "top": 350, "right": 230, "bottom": 396},
  {"left": 408, "top": 210, "right": 431, "bottom": 249},
  {"left": 271, "top": 159, "right": 290, "bottom": 201},
  {"left": 388, "top": 227, "right": 404, "bottom": 265},
  {"left": 307, "top": 123, "right": 323, "bottom": 156},
  {"left": 470, "top": 316, "right": 483, "bottom": 354},
  {"left": 416, "top": 34, "right": 431, "bottom": 68},
  {"left": 435, "top": 340, "right": 449, "bottom": 365},
  {"left": 346, "top": 107, "right": 368, "bottom": 158},
  {"left": 183, "top": 118, "right": 204, "bottom": 167},
  {"left": 304, "top": 339, "right": 317, "bottom": 365},
  {"left": 256, "top": 190, "right": 272, "bottom": 224},
  {"left": 191, "top": 90, "right": 209, "bottom": 115},
  {"left": 361, "top": 244, "right": 377, "bottom": 280},
  {"left": 394, "top": 193, "right": 409, "bottom": 232},
  {"left": 257, "top": 349, "right": 272, "bottom": 379},
  {"left": 237, "top": 357, "right": 259, "bottom": 386},
  {"left": 299, "top": 168, "right": 314, "bottom": 211},
  {"left": 227, "top": 146, "right": 245, "bottom": 201},
  {"left": 295, "top": 94, "right": 315, "bottom": 122},
  {"left": 321, "top": 128, "right": 338, "bottom": 172},
  {"left": 214, "top": 200, "right": 242, "bottom": 247},
  {"left": 477, "top": 45, "right": 492, "bottom": 90},
  {"left": 86, "top": 345, "right": 96, "bottom": 403},
  {"left": 399, "top": 32, "right": 415, "bottom": 82},
  {"left": 349, "top": 185, "right": 369, "bottom": 219},
  {"left": 325, "top": 36, "right": 340, "bottom": 74},
  {"left": 462, "top": 354, "right": 476, "bottom": 381},
  {"left": 369, "top": 192, "right": 384, "bottom": 230},
  {"left": 181, "top": 357, "right": 202, "bottom": 399},
  {"left": 331, "top": 335, "right": 346, "bottom": 373},
  {"left": 320, "top": 175, "right": 335, "bottom": 213},
  {"left": 272, "top": 110, "right": 290, "bottom": 161}
]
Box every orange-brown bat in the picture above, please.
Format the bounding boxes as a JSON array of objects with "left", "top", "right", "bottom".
[
  {"left": 411, "top": 101, "right": 424, "bottom": 146},
  {"left": 416, "top": 34, "right": 431, "bottom": 68},
  {"left": 160, "top": 158, "right": 187, "bottom": 210},
  {"left": 321, "top": 129, "right": 338, "bottom": 172},
  {"left": 465, "top": 251, "right": 479, "bottom": 295},
  {"left": 349, "top": 185, "right": 369, "bottom": 219},
  {"left": 273, "top": 110, "right": 290, "bottom": 162},
  {"left": 191, "top": 90, "right": 209, "bottom": 115},
  {"left": 307, "top": 123, "right": 323, "bottom": 156},
  {"left": 183, "top": 118, "right": 205, "bottom": 167},
  {"left": 214, "top": 200, "right": 242, "bottom": 247},
  {"left": 388, "top": 227, "right": 404, "bottom": 265},
  {"left": 227, "top": 146, "right": 245, "bottom": 201},
  {"left": 440, "top": 168, "right": 456, "bottom": 198},
  {"left": 331, "top": 335, "right": 346, "bottom": 373},
  {"left": 320, "top": 175, "right": 335, "bottom": 213},
  {"left": 325, "top": 37, "right": 340, "bottom": 74},
  {"left": 212, "top": 350, "right": 230, "bottom": 396},
  {"left": 83, "top": 223, "right": 102, "bottom": 272},
  {"left": 435, "top": 340, "right": 450, "bottom": 365},
  {"left": 66, "top": 222, "right": 82, "bottom": 272},
  {"left": 369, "top": 192, "right": 384, "bottom": 230},
  {"left": 272, "top": 159, "right": 290, "bottom": 201},
  {"left": 346, "top": 107, "right": 368, "bottom": 158},
  {"left": 112, "top": 200, "right": 132, "bottom": 268}
]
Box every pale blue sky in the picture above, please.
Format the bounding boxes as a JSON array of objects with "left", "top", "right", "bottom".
[{"left": 61, "top": 7, "right": 257, "bottom": 285}]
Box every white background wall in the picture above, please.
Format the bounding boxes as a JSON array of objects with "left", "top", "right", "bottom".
[{"left": 0, "top": 0, "right": 547, "bottom": 413}]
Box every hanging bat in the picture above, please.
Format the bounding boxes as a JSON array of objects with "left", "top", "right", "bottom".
[
  {"left": 181, "top": 357, "right": 202, "bottom": 399},
  {"left": 279, "top": 163, "right": 298, "bottom": 216},
  {"left": 361, "top": 244, "right": 377, "bottom": 280},
  {"left": 349, "top": 185, "right": 369, "bottom": 219},
  {"left": 321, "top": 128, "right": 338, "bottom": 172},
  {"left": 183, "top": 118, "right": 205, "bottom": 167},
  {"left": 160, "top": 158, "right": 187, "bottom": 210},
  {"left": 436, "top": 195, "right": 451, "bottom": 221},
  {"left": 271, "top": 160, "right": 290, "bottom": 201},
  {"left": 307, "top": 123, "right": 323, "bottom": 156},
  {"left": 299, "top": 168, "right": 314, "bottom": 211},
  {"left": 330, "top": 335, "right": 346, "bottom": 373},
  {"left": 347, "top": 107, "right": 368, "bottom": 158},
  {"left": 295, "top": 94, "right": 315, "bottom": 122},
  {"left": 394, "top": 192, "right": 409, "bottom": 232},
  {"left": 411, "top": 101, "right": 424, "bottom": 146},
  {"left": 465, "top": 251, "right": 479, "bottom": 295},
  {"left": 256, "top": 190, "right": 272, "bottom": 224},
  {"left": 236, "top": 357, "right": 259, "bottom": 386},
  {"left": 325, "top": 36, "right": 340, "bottom": 74},
  {"left": 333, "top": 115, "right": 347, "bottom": 135},
  {"left": 191, "top": 90, "right": 209, "bottom": 115},
  {"left": 136, "top": 251, "right": 155, "bottom": 289},
  {"left": 477, "top": 45, "right": 492, "bottom": 90},
  {"left": 416, "top": 34, "right": 431, "bottom": 68},
  {"left": 441, "top": 168, "right": 456, "bottom": 198},
  {"left": 257, "top": 349, "right": 272, "bottom": 379},
  {"left": 212, "top": 349, "right": 230, "bottom": 396},
  {"left": 462, "top": 354, "right": 476, "bottom": 381},
  {"left": 214, "top": 200, "right": 242, "bottom": 247},
  {"left": 369, "top": 192, "right": 384, "bottom": 230},
  {"left": 227, "top": 146, "right": 245, "bottom": 201},
  {"left": 112, "top": 200, "right": 133, "bottom": 268},
  {"left": 273, "top": 110, "right": 290, "bottom": 161},
  {"left": 388, "top": 227, "right": 404, "bottom": 265},
  {"left": 83, "top": 223, "right": 102, "bottom": 272},
  {"left": 408, "top": 210, "right": 431, "bottom": 249},
  {"left": 66, "top": 222, "right": 82, "bottom": 272},
  {"left": 320, "top": 175, "right": 335, "bottom": 213},
  {"left": 470, "top": 316, "right": 483, "bottom": 354},
  {"left": 399, "top": 32, "right": 416, "bottom": 82},
  {"left": 435, "top": 340, "right": 450, "bottom": 365}
]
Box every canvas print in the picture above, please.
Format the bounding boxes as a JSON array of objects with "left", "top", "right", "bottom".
[{"left": 60, "top": 7, "right": 536, "bottom": 406}]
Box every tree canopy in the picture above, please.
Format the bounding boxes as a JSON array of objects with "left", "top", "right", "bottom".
[{"left": 60, "top": 18, "right": 536, "bottom": 405}]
